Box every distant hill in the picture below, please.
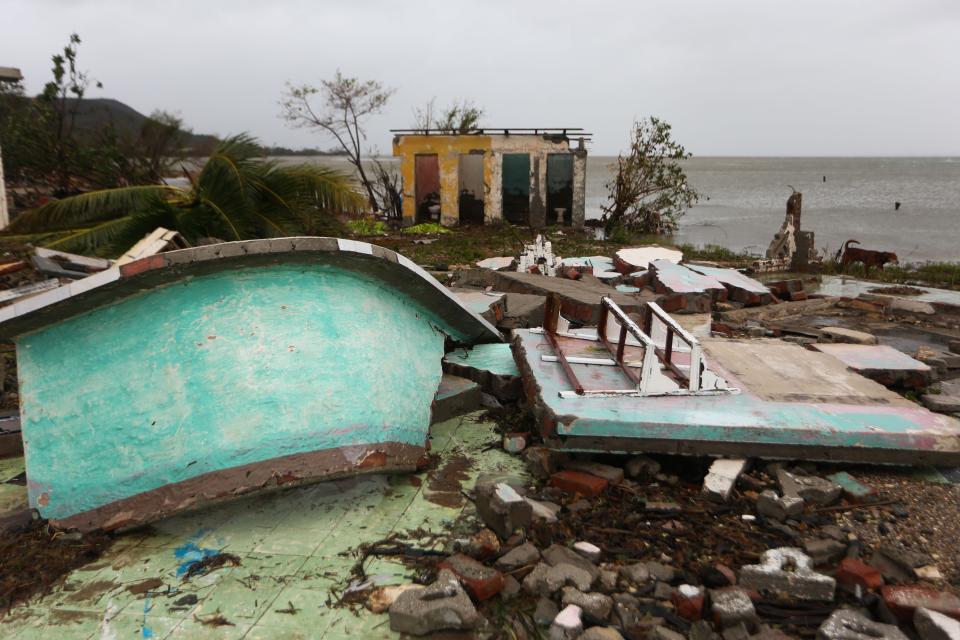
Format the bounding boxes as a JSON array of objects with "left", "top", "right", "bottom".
[{"left": 67, "top": 98, "right": 218, "bottom": 154}]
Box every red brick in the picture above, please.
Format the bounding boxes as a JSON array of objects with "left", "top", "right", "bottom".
[
  {"left": 715, "top": 563, "right": 737, "bottom": 586},
  {"left": 549, "top": 470, "right": 609, "bottom": 497},
  {"left": 836, "top": 558, "right": 883, "bottom": 592},
  {"left": 439, "top": 554, "right": 505, "bottom": 601},
  {"left": 881, "top": 585, "right": 960, "bottom": 622},
  {"left": 672, "top": 590, "right": 705, "bottom": 621}
]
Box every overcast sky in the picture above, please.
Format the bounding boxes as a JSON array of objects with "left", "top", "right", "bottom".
[{"left": 3, "top": 0, "right": 958, "bottom": 156}]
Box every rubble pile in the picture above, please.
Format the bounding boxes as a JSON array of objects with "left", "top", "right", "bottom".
[{"left": 369, "top": 453, "right": 960, "bottom": 639}]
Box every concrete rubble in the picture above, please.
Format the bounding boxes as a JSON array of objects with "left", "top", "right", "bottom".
[{"left": 4, "top": 234, "right": 960, "bottom": 639}]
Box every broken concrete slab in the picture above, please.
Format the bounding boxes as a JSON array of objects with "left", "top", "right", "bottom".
[
  {"left": 443, "top": 342, "right": 522, "bottom": 401},
  {"left": 811, "top": 343, "right": 933, "bottom": 391},
  {"left": 432, "top": 373, "right": 482, "bottom": 424},
  {"left": 686, "top": 264, "right": 773, "bottom": 306},
  {"left": 757, "top": 490, "right": 804, "bottom": 522},
  {"left": 819, "top": 327, "right": 879, "bottom": 345},
  {"left": 703, "top": 458, "right": 748, "bottom": 502},
  {"left": 0, "top": 238, "right": 504, "bottom": 532},
  {"left": 479, "top": 269, "right": 647, "bottom": 324},
  {"left": 451, "top": 287, "right": 505, "bottom": 324},
  {"left": 476, "top": 256, "right": 515, "bottom": 271},
  {"left": 914, "top": 607, "right": 960, "bottom": 640},
  {"left": 613, "top": 246, "right": 683, "bottom": 273},
  {"left": 777, "top": 469, "right": 842, "bottom": 506},
  {"left": 817, "top": 609, "right": 908, "bottom": 640},
  {"left": 500, "top": 292, "right": 547, "bottom": 329},
  {"left": 740, "top": 548, "right": 836, "bottom": 601},
  {"left": 513, "top": 331, "right": 960, "bottom": 464},
  {"left": 649, "top": 260, "right": 727, "bottom": 313}
]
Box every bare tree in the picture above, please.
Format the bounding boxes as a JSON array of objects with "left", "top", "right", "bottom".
[
  {"left": 280, "top": 71, "right": 394, "bottom": 211},
  {"left": 412, "top": 98, "right": 483, "bottom": 134}
]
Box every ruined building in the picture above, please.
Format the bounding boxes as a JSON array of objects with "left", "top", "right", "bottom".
[
  {"left": 392, "top": 128, "right": 589, "bottom": 229},
  {"left": 0, "top": 66, "right": 23, "bottom": 230}
]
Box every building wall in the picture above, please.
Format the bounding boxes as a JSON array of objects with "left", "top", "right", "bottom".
[
  {"left": 18, "top": 264, "right": 449, "bottom": 521},
  {"left": 0, "top": 144, "right": 8, "bottom": 229},
  {"left": 393, "top": 134, "right": 584, "bottom": 228}
]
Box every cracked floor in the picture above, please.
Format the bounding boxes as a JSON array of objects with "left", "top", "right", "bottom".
[{"left": 0, "top": 412, "right": 522, "bottom": 639}]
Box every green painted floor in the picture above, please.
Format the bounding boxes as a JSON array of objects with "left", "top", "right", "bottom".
[{"left": 0, "top": 412, "right": 522, "bottom": 639}]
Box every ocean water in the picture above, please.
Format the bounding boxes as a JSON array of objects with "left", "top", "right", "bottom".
[{"left": 288, "top": 155, "right": 960, "bottom": 263}]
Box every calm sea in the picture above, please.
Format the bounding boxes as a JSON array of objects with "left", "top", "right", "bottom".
[{"left": 289, "top": 156, "right": 960, "bottom": 263}]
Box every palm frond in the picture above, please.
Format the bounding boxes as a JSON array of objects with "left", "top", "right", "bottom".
[{"left": 7, "top": 185, "right": 182, "bottom": 233}]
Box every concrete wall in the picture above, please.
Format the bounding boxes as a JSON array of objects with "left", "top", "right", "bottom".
[
  {"left": 18, "top": 263, "right": 451, "bottom": 522},
  {"left": 0, "top": 143, "right": 8, "bottom": 229},
  {"left": 393, "top": 134, "right": 586, "bottom": 228}
]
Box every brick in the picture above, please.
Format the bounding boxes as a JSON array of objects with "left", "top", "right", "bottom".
[
  {"left": 881, "top": 585, "right": 960, "bottom": 622},
  {"left": 439, "top": 553, "right": 505, "bottom": 601},
  {"left": 703, "top": 458, "right": 748, "bottom": 502},
  {"left": 673, "top": 585, "right": 705, "bottom": 621},
  {"left": 836, "top": 558, "right": 884, "bottom": 592},
  {"left": 549, "top": 470, "right": 609, "bottom": 497}
]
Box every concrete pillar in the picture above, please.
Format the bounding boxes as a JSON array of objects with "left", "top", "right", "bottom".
[
  {"left": 0, "top": 144, "right": 8, "bottom": 229},
  {"left": 485, "top": 151, "right": 503, "bottom": 223},
  {"left": 571, "top": 147, "right": 587, "bottom": 229},
  {"left": 529, "top": 152, "right": 547, "bottom": 229}
]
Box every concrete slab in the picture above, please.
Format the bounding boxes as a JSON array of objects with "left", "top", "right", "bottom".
[
  {"left": 613, "top": 246, "right": 683, "bottom": 273},
  {"left": 432, "top": 374, "right": 482, "bottom": 423},
  {"left": 443, "top": 343, "right": 523, "bottom": 401},
  {"left": 811, "top": 343, "right": 933, "bottom": 390},
  {"left": 649, "top": 260, "right": 727, "bottom": 313},
  {"left": 512, "top": 331, "right": 960, "bottom": 464},
  {"left": 686, "top": 264, "right": 773, "bottom": 306},
  {"left": 817, "top": 276, "right": 960, "bottom": 309},
  {"left": 451, "top": 288, "right": 505, "bottom": 325},
  {"left": 500, "top": 292, "right": 547, "bottom": 329},
  {"left": 480, "top": 270, "right": 646, "bottom": 324}
]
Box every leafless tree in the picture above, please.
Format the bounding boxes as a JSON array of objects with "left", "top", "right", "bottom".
[{"left": 280, "top": 71, "right": 394, "bottom": 211}]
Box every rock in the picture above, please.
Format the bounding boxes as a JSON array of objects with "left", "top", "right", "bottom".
[
  {"left": 722, "top": 622, "right": 752, "bottom": 640},
  {"left": 549, "top": 604, "right": 584, "bottom": 640},
  {"left": 543, "top": 543, "right": 602, "bottom": 580},
  {"left": 561, "top": 586, "right": 614, "bottom": 621},
  {"left": 625, "top": 454, "right": 661, "bottom": 478},
  {"left": 525, "top": 446, "right": 567, "bottom": 479},
  {"left": 916, "top": 565, "right": 945, "bottom": 583},
  {"left": 776, "top": 469, "right": 842, "bottom": 506},
  {"left": 580, "top": 627, "right": 626, "bottom": 640},
  {"left": 621, "top": 562, "right": 651, "bottom": 585},
  {"left": 756, "top": 490, "right": 804, "bottom": 522},
  {"left": 803, "top": 538, "right": 847, "bottom": 566},
  {"left": 647, "top": 501, "right": 683, "bottom": 514},
  {"left": 820, "top": 327, "right": 879, "bottom": 345},
  {"left": 574, "top": 541, "right": 602, "bottom": 563},
  {"left": 467, "top": 528, "right": 501, "bottom": 560},
  {"left": 816, "top": 608, "right": 908, "bottom": 640},
  {"left": 689, "top": 619, "right": 722, "bottom": 640},
  {"left": 922, "top": 393, "right": 960, "bottom": 414},
  {"left": 501, "top": 574, "right": 522, "bottom": 600},
  {"left": 550, "top": 470, "right": 609, "bottom": 497},
  {"left": 647, "top": 561, "right": 677, "bottom": 582},
  {"left": 564, "top": 460, "right": 625, "bottom": 485},
  {"left": 654, "top": 581, "right": 675, "bottom": 600},
  {"left": 881, "top": 585, "right": 960, "bottom": 622},
  {"left": 599, "top": 568, "right": 619, "bottom": 592},
  {"left": 439, "top": 553, "right": 505, "bottom": 601},
  {"left": 914, "top": 607, "right": 960, "bottom": 640},
  {"left": 526, "top": 496, "right": 562, "bottom": 523},
  {"left": 475, "top": 481, "right": 533, "bottom": 540},
  {"left": 368, "top": 584, "right": 418, "bottom": 613},
  {"left": 740, "top": 548, "right": 836, "bottom": 601},
  {"left": 710, "top": 587, "right": 758, "bottom": 628},
  {"left": 651, "top": 624, "right": 688, "bottom": 640},
  {"left": 496, "top": 542, "right": 541, "bottom": 571},
  {"left": 703, "top": 459, "right": 749, "bottom": 503},
  {"left": 534, "top": 596, "right": 560, "bottom": 625},
  {"left": 837, "top": 558, "right": 884, "bottom": 593},
  {"left": 524, "top": 562, "right": 596, "bottom": 595},
  {"left": 389, "top": 569, "right": 479, "bottom": 635}
]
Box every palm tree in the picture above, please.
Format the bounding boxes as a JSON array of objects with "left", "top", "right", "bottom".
[{"left": 7, "top": 133, "right": 365, "bottom": 255}]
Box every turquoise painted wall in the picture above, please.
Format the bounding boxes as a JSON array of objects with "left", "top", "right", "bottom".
[{"left": 18, "top": 264, "right": 451, "bottom": 520}]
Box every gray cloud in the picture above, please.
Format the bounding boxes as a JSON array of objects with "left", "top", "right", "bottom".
[{"left": 3, "top": 0, "right": 958, "bottom": 155}]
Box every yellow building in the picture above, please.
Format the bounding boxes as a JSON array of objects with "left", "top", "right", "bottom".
[{"left": 392, "top": 128, "right": 588, "bottom": 228}]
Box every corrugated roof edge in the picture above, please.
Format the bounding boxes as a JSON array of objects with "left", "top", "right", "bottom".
[{"left": 0, "top": 237, "right": 503, "bottom": 344}]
